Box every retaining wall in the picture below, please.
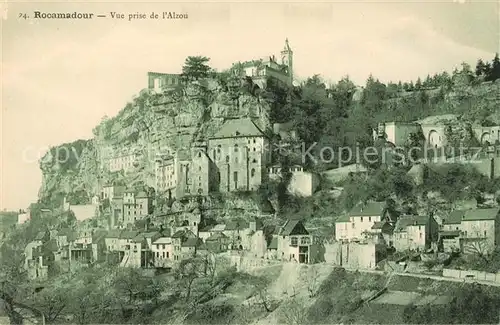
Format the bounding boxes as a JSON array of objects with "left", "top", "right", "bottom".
[{"left": 442, "top": 268, "right": 500, "bottom": 283}]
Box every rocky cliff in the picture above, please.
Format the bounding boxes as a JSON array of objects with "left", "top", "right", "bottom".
[{"left": 38, "top": 77, "right": 273, "bottom": 207}]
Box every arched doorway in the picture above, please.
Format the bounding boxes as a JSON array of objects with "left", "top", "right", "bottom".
[
  {"left": 481, "top": 132, "right": 491, "bottom": 145},
  {"left": 428, "top": 130, "right": 441, "bottom": 148}
]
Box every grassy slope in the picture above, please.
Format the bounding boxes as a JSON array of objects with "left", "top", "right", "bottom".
[{"left": 190, "top": 263, "right": 500, "bottom": 325}]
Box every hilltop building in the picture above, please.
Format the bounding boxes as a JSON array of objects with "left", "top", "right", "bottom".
[{"left": 232, "top": 38, "right": 294, "bottom": 88}]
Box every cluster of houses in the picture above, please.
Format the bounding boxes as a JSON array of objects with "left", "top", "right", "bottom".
[
  {"left": 23, "top": 198, "right": 322, "bottom": 280},
  {"left": 335, "top": 201, "right": 500, "bottom": 263}
]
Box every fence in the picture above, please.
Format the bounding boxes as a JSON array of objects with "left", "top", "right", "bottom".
[{"left": 442, "top": 268, "right": 500, "bottom": 283}]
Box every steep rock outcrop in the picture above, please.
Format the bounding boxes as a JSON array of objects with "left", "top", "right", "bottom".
[{"left": 38, "top": 78, "right": 273, "bottom": 208}]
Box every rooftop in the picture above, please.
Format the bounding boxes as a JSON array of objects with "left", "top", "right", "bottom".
[
  {"left": 443, "top": 210, "right": 466, "bottom": 225},
  {"left": 394, "top": 215, "right": 429, "bottom": 232},
  {"left": 463, "top": 208, "right": 500, "bottom": 221},
  {"left": 211, "top": 117, "right": 265, "bottom": 139},
  {"left": 349, "top": 202, "right": 386, "bottom": 217}
]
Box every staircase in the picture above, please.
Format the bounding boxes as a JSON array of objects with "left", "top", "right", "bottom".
[{"left": 120, "top": 250, "right": 130, "bottom": 267}]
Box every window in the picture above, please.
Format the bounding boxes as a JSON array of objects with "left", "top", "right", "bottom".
[
  {"left": 234, "top": 145, "right": 239, "bottom": 152},
  {"left": 484, "top": 230, "right": 487, "bottom": 237},
  {"left": 300, "top": 236, "right": 311, "bottom": 245},
  {"left": 419, "top": 233, "right": 422, "bottom": 239},
  {"left": 352, "top": 223, "right": 355, "bottom": 229},
  {"left": 166, "top": 252, "right": 169, "bottom": 258},
  {"left": 419, "top": 225, "right": 422, "bottom": 231},
  {"left": 162, "top": 244, "right": 165, "bottom": 249},
  {"left": 361, "top": 217, "right": 363, "bottom": 222},
  {"left": 226, "top": 156, "right": 230, "bottom": 163},
  {"left": 253, "top": 139, "right": 256, "bottom": 143},
  {"left": 198, "top": 152, "right": 201, "bottom": 158},
  {"left": 368, "top": 217, "right": 371, "bottom": 222},
  {"left": 251, "top": 168, "right": 256, "bottom": 177},
  {"left": 290, "top": 237, "right": 298, "bottom": 246}
]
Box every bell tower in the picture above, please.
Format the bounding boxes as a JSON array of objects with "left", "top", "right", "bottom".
[{"left": 280, "top": 38, "right": 293, "bottom": 85}]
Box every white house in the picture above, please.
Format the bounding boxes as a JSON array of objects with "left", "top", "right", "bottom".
[{"left": 335, "top": 202, "right": 399, "bottom": 242}]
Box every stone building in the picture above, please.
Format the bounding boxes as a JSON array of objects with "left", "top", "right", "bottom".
[
  {"left": 208, "top": 117, "right": 270, "bottom": 193},
  {"left": 147, "top": 72, "right": 182, "bottom": 93},
  {"left": 233, "top": 38, "right": 294, "bottom": 88},
  {"left": 392, "top": 215, "right": 439, "bottom": 252},
  {"left": 107, "top": 150, "right": 140, "bottom": 172},
  {"left": 155, "top": 153, "right": 177, "bottom": 197},
  {"left": 461, "top": 207, "right": 500, "bottom": 255},
  {"left": 123, "top": 190, "right": 153, "bottom": 226}
]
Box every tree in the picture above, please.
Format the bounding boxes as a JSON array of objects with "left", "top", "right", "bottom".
[
  {"left": 489, "top": 53, "right": 500, "bottom": 81},
  {"left": 30, "top": 287, "right": 67, "bottom": 323},
  {"left": 475, "top": 58, "right": 486, "bottom": 77},
  {"left": 181, "top": 56, "right": 211, "bottom": 81},
  {"left": 280, "top": 298, "right": 309, "bottom": 325}
]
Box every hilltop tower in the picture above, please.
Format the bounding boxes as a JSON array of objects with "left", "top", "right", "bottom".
[{"left": 280, "top": 38, "right": 294, "bottom": 85}]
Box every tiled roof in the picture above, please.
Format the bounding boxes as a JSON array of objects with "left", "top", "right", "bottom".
[
  {"left": 206, "top": 232, "right": 228, "bottom": 241},
  {"left": 160, "top": 228, "right": 172, "bottom": 237},
  {"left": 143, "top": 232, "right": 160, "bottom": 238},
  {"left": 212, "top": 118, "right": 265, "bottom": 139},
  {"left": 349, "top": 201, "right": 400, "bottom": 223},
  {"left": 181, "top": 237, "right": 203, "bottom": 247},
  {"left": 268, "top": 237, "right": 278, "bottom": 249},
  {"left": 120, "top": 231, "right": 139, "bottom": 239},
  {"left": 463, "top": 208, "right": 500, "bottom": 221},
  {"left": 212, "top": 224, "right": 226, "bottom": 232},
  {"left": 336, "top": 215, "right": 350, "bottom": 223},
  {"left": 225, "top": 219, "right": 248, "bottom": 231},
  {"left": 443, "top": 210, "right": 466, "bottom": 225},
  {"left": 371, "top": 221, "right": 387, "bottom": 230},
  {"left": 278, "top": 219, "right": 308, "bottom": 236},
  {"left": 132, "top": 234, "right": 147, "bottom": 243},
  {"left": 394, "top": 215, "right": 429, "bottom": 232},
  {"left": 172, "top": 230, "right": 186, "bottom": 238},
  {"left": 153, "top": 237, "right": 172, "bottom": 244},
  {"left": 349, "top": 202, "right": 385, "bottom": 217}
]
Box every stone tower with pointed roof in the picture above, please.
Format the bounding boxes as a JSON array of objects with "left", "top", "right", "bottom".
[{"left": 280, "top": 38, "right": 293, "bottom": 85}]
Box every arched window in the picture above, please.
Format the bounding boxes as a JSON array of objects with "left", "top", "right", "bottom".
[
  {"left": 251, "top": 168, "right": 256, "bottom": 177},
  {"left": 226, "top": 156, "right": 230, "bottom": 163},
  {"left": 198, "top": 152, "right": 201, "bottom": 158},
  {"left": 234, "top": 144, "right": 239, "bottom": 152}
]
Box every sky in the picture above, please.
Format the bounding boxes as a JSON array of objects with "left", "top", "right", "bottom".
[{"left": 1, "top": 0, "right": 499, "bottom": 211}]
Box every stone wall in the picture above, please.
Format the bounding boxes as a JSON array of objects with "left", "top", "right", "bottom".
[
  {"left": 229, "top": 251, "right": 281, "bottom": 272},
  {"left": 324, "top": 242, "right": 382, "bottom": 269},
  {"left": 442, "top": 268, "right": 500, "bottom": 283}
]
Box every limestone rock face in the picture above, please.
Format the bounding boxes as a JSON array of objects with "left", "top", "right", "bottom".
[{"left": 37, "top": 78, "right": 273, "bottom": 207}]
